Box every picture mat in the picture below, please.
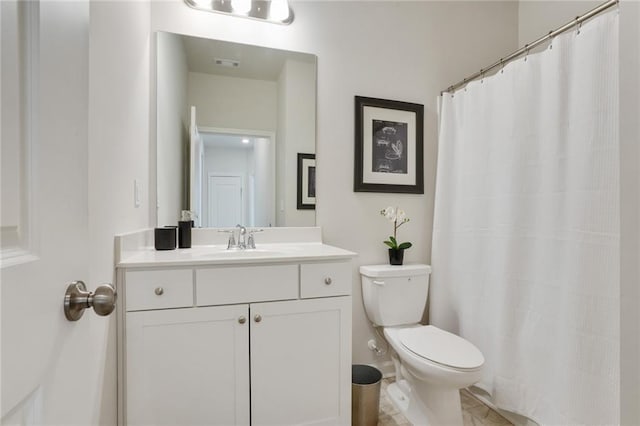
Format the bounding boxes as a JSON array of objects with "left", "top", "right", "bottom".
[
  {"left": 362, "top": 106, "right": 416, "bottom": 186},
  {"left": 301, "top": 157, "right": 316, "bottom": 205}
]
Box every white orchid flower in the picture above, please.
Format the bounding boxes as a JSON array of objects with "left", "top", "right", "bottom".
[
  {"left": 381, "top": 206, "right": 396, "bottom": 221},
  {"left": 396, "top": 209, "right": 406, "bottom": 223}
]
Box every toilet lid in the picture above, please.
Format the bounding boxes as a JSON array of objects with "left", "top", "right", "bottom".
[{"left": 399, "top": 326, "right": 484, "bottom": 370}]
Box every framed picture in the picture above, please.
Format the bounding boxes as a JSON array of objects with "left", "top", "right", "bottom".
[
  {"left": 354, "top": 96, "right": 424, "bottom": 194},
  {"left": 297, "top": 153, "right": 316, "bottom": 209}
]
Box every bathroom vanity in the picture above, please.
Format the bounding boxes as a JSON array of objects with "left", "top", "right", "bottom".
[{"left": 115, "top": 228, "right": 355, "bottom": 426}]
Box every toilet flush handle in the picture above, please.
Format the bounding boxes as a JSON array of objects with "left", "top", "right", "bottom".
[{"left": 373, "top": 280, "right": 385, "bottom": 286}]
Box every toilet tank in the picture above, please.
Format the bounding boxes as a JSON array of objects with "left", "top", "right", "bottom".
[{"left": 360, "top": 264, "right": 431, "bottom": 327}]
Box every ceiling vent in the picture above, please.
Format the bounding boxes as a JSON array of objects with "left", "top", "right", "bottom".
[{"left": 214, "top": 58, "right": 240, "bottom": 68}]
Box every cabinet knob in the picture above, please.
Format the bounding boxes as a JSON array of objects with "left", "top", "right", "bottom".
[
  {"left": 154, "top": 287, "right": 164, "bottom": 296},
  {"left": 254, "top": 314, "right": 262, "bottom": 323},
  {"left": 324, "top": 277, "right": 332, "bottom": 285},
  {"left": 238, "top": 316, "right": 246, "bottom": 324}
]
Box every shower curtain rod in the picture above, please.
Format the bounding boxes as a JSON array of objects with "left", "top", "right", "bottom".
[{"left": 441, "top": 0, "right": 618, "bottom": 94}]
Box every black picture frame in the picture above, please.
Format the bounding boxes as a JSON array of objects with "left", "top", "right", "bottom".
[
  {"left": 297, "top": 153, "right": 316, "bottom": 210},
  {"left": 354, "top": 96, "right": 424, "bottom": 194}
]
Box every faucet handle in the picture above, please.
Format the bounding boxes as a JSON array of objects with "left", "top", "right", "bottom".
[
  {"left": 228, "top": 234, "right": 236, "bottom": 249},
  {"left": 218, "top": 229, "right": 236, "bottom": 249},
  {"left": 247, "top": 229, "right": 263, "bottom": 249}
]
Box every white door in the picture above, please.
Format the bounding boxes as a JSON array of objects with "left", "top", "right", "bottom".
[
  {"left": 189, "top": 106, "right": 203, "bottom": 227},
  {"left": 208, "top": 175, "right": 243, "bottom": 227},
  {"left": 1, "top": 1, "right": 106, "bottom": 423},
  {"left": 126, "top": 305, "right": 250, "bottom": 426}
]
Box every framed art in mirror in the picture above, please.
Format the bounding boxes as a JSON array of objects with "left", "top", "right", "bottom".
[
  {"left": 297, "top": 153, "right": 316, "bottom": 210},
  {"left": 354, "top": 96, "right": 424, "bottom": 194}
]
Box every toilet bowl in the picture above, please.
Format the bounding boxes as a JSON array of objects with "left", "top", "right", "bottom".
[{"left": 360, "top": 264, "right": 484, "bottom": 426}]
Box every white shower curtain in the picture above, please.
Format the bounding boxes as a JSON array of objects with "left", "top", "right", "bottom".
[{"left": 431, "top": 11, "right": 619, "bottom": 426}]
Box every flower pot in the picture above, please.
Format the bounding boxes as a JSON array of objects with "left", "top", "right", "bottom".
[{"left": 388, "top": 248, "right": 404, "bottom": 265}]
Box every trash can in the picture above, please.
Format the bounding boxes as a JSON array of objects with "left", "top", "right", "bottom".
[{"left": 352, "top": 364, "right": 382, "bottom": 426}]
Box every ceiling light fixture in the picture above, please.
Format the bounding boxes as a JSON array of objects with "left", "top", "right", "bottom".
[
  {"left": 269, "top": 0, "right": 289, "bottom": 21},
  {"left": 231, "top": 0, "right": 251, "bottom": 14},
  {"left": 184, "top": 0, "right": 293, "bottom": 25}
]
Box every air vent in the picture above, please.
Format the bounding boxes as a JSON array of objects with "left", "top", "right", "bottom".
[{"left": 214, "top": 58, "right": 240, "bottom": 68}]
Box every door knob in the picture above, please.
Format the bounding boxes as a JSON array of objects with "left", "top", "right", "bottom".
[{"left": 64, "top": 281, "right": 117, "bottom": 321}]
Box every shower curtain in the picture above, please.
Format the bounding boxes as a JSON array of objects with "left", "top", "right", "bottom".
[{"left": 431, "top": 11, "right": 619, "bottom": 425}]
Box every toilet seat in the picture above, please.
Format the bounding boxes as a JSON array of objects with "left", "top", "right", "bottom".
[{"left": 397, "top": 326, "right": 484, "bottom": 371}]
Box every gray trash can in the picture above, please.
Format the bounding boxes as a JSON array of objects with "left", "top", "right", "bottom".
[{"left": 352, "top": 364, "right": 382, "bottom": 426}]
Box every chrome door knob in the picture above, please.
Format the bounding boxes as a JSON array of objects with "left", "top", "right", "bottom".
[
  {"left": 254, "top": 314, "right": 262, "bottom": 323},
  {"left": 64, "top": 281, "right": 117, "bottom": 322},
  {"left": 155, "top": 287, "right": 164, "bottom": 296},
  {"left": 324, "top": 277, "right": 333, "bottom": 285},
  {"left": 238, "top": 316, "right": 247, "bottom": 324},
  {"left": 92, "top": 284, "right": 117, "bottom": 316}
]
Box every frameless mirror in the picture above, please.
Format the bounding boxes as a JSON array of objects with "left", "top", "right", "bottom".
[{"left": 156, "top": 32, "right": 317, "bottom": 228}]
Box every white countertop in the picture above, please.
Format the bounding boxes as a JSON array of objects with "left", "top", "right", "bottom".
[{"left": 117, "top": 242, "right": 357, "bottom": 268}]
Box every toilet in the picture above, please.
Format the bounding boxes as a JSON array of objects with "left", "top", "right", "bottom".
[{"left": 360, "top": 264, "right": 484, "bottom": 426}]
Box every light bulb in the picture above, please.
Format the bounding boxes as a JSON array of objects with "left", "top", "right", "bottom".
[
  {"left": 270, "top": 0, "right": 289, "bottom": 21},
  {"left": 232, "top": 0, "right": 251, "bottom": 14}
]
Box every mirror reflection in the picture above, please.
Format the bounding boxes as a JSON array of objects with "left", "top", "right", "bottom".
[{"left": 156, "top": 32, "right": 317, "bottom": 228}]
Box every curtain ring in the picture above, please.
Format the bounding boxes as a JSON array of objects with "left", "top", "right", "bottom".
[
  {"left": 480, "top": 69, "right": 485, "bottom": 84},
  {"left": 500, "top": 59, "right": 505, "bottom": 74},
  {"left": 524, "top": 45, "right": 529, "bottom": 62},
  {"left": 576, "top": 16, "right": 582, "bottom": 35}
]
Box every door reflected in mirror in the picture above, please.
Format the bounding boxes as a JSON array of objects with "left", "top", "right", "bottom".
[
  {"left": 199, "top": 130, "right": 275, "bottom": 228},
  {"left": 156, "top": 32, "right": 317, "bottom": 228}
]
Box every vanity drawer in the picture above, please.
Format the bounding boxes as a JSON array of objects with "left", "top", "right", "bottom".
[
  {"left": 300, "top": 261, "right": 352, "bottom": 298},
  {"left": 196, "top": 264, "right": 298, "bottom": 306},
  {"left": 125, "top": 269, "right": 194, "bottom": 311}
]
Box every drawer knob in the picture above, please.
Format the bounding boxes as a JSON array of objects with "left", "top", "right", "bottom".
[
  {"left": 238, "top": 316, "right": 246, "bottom": 324},
  {"left": 254, "top": 314, "right": 262, "bottom": 323},
  {"left": 324, "top": 277, "right": 333, "bottom": 285},
  {"left": 154, "top": 287, "right": 164, "bottom": 296}
]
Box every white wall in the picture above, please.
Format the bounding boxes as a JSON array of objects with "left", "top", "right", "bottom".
[
  {"left": 276, "top": 59, "right": 316, "bottom": 227},
  {"left": 518, "top": 0, "right": 600, "bottom": 45},
  {"left": 88, "top": 2, "right": 151, "bottom": 424},
  {"left": 157, "top": 32, "right": 188, "bottom": 226},
  {"left": 188, "top": 72, "right": 277, "bottom": 131},
  {"left": 253, "top": 138, "right": 275, "bottom": 227},
  {"left": 150, "top": 0, "right": 518, "bottom": 367}
]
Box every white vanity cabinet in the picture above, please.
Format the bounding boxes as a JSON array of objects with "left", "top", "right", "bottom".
[{"left": 117, "top": 259, "right": 352, "bottom": 426}]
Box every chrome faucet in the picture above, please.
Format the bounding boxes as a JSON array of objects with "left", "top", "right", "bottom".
[
  {"left": 236, "top": 224, "right": 247, "bottom": 249},
  {"left": 219, "top": 225, "right": 263, "bottom": 250}
]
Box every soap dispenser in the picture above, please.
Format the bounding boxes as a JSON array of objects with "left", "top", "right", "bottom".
[{"left": 178, "top": 210, "right": 193, "bottom": 248}]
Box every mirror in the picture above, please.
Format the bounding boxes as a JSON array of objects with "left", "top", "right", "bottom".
[{"left": 156, "top": 32, "right": 317, "bottom": 228}]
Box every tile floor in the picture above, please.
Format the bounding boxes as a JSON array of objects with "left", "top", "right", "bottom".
[{"left": 378, "top": 378, "right": 513, "bottom": 426}]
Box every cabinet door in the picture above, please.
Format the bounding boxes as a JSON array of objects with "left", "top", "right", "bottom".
[
  {"left": 250, "top": 297, "right": 352, "bottom": 426},
  {"left": 125, "top": 305, "right": 250, "bottom": 426}
]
